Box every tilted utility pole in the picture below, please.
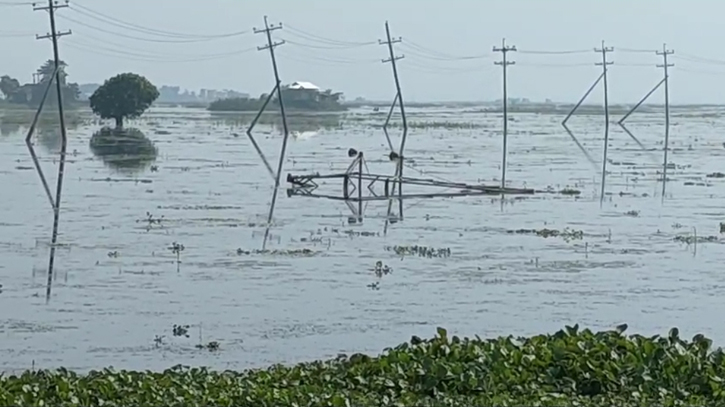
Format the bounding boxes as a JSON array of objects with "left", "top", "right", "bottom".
[
  {"left": 379, "top": 21, "right": 407, "bottom": 223},
  {"left": 251, "top": 16, "right": 289, "bottom": 250},
  {"left": 493, "top": 38, "right": 516, "bottom": 190},
  {"left": 594, "top": 41, "right": 613, "bottom": 205},
  {"left": 656, "top": 44, "right": 674, "bottom": 199},
  {"left": 34, "top": 0, "right": 71, "bottom": 303}
]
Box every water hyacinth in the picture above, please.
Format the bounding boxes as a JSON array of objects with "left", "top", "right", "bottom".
[{"left": 2, "top": 325, "right": 725, "bottom": 406}]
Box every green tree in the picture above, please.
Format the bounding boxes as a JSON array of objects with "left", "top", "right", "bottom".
[
  {"left": 0, "top": 75, "right": 20, "bottom": 100},
  {"left": 36, "top": 59, "right": 68, "bottom": 85},
  {"left": 89, "top": 73, "right": 159, "bottom": 128}
]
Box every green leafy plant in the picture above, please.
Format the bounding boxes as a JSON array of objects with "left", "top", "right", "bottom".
[{"left": 3, "top": 325, "right": 725, "bottom": 406}]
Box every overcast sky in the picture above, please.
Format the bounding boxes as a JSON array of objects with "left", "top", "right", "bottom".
[{"left": 1, "top": 0, "right": 724, "bottom": 103}]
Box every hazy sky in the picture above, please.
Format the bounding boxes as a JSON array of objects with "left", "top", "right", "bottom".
[{"left": 1, "top": 0, "right": 724, "bottom": 103}]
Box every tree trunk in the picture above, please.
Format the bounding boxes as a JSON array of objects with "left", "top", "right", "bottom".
[{"left": 115, "top": 116, "right": 124, "bottom": 129}]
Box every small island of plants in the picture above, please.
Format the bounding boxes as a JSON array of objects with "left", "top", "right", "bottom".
[{"left": 1, "top": 325, "right": 724, "bottom": 406}]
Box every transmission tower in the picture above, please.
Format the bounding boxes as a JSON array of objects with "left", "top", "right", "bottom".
[
  {"left": 247, "top": 16, "right": 289, "bottom": 250},
  {"left": 29, "top": 0, "right": 71, "bottom": 303},
  {"left": 594, "top": 41, "right": 613, "bottom": 205},
  {"left": 493, "top": 38, "right": 516, "bottom": 190}
]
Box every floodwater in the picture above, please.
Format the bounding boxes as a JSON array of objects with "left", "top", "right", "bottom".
[{"left": 1, "top": 105, "right": 724, "bottom": 373}]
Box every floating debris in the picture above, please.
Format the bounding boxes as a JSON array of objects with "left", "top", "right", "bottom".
[
  {"left": 560, "top": 188, "right": 582, "bottom": 196},
  {"left": 373, "top": 261, "right": 393, "bottom": 278},
  {"left": 173, "top": 324, "right": 190, "bottom": 338},
  {"left": 153, "top": 335, "right": 165, "bottom": 347},
  {"left": 343, "top": 230, "right": 379, "bottom": 237},
  {"left": 195, "top": 341, "right": 220, "bottom": 351},
  {"left": 674, "top": 235, "right": 719, "bottom": 244},
  {"left": 624, "top": 210, "right": 640, "bottom": 217},
  {"left": 508, "top": 228, "right": 584, "bottom": 241},
  {"left": 720, "top": 222, "right": 725, "bottom": 234},
  {"left": 385, "top": 245, "right": 451, "bottom": 258},
  {"left": 367, "top": 281, "right": 380, "bottom": 291},
  {"left": 236, "top": 248, "right": 319, "bottom": 257},
  {"left": 706, "top": 172, "right": 725, "bottom": 178}
]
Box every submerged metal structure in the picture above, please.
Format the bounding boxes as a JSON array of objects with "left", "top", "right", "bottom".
[{"left": 285, "top": 149, "right": 535, "bottom": 222}]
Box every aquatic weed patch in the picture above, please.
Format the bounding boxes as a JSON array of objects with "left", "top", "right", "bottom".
[
  {"left": 235, "top": 248, "right": 320, "bottom": 257},
  {"left": 508, "top": 227, "right": 584, "bottom": 242},
  {"left": 385, "top": 245, "right": 451, "bottom": 258},
  {"left": 3, "top": 325, "right": 725, "bottom": 406}
]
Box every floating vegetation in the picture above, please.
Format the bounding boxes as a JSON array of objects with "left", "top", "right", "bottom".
[
  {"left": 235, "top": 248, "right": 319, "bottom": 257},
  {"left": 559, "top": 188, "right": 582, "bottom": 196},
  {"left": 153, "top": 335, "right": 164, "bottom": 347},
  {"left": 5, "top": 325, "right": 725, "bottom": 406},
  {"left": 343, "top": 230, "right": 379, "bottom": 238},
  {"left": 172, "top": 324, "right": 190, "bottom": 338},
  {"left": 385, "top": 245, "right": 451, "bottom": 258},
  {"left": 137, "top": 212, "right": 164, "bottom": 231},
  {"left": 381, "top": 120, "right": 487, "bottom": 130},
  {"left": 367, "top": 281, "right": 380, "bottom": 291},
  {"left": 674, "top": 234, "right": 719, "bottom": 244},
  {"left": 373, "top": 260, "right": 393, "bottom": 278},
  {"left": 508, "top": 227, "right": 584, "bottom": 242},
  {"left": 194, "top": 341, "right": 220, "bottom": 352}
]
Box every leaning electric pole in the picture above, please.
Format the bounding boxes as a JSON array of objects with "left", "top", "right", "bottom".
[
  {"left": 248, "top": 16, "right": 289, "bottom": 250},
  {"left": 32, "top": 0, "right": 71, "bottom": 303},
  {"left": 493, "top": 38, "right": 516, "bottom": 190},
  {"left": 656, "top": 44, "right": 674, "bottom": 199},
  {"left": 594, "top": 41, "right": 613, "bottom": 206},
  {"left": 379, "top": 21, "right": 407, "bottom": 225}
]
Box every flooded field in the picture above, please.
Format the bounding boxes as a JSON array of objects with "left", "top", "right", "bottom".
[{"left": 1, "top": 105, "right": 724, "bottom": 373}]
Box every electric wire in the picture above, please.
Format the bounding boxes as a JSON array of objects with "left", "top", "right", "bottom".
[
  {"left": 284, "top": 23, "right": 372, "bottom": 46},
  {"left": 69, "top": 30, "right": 253, "bottom": 60},
  {"left": 57, "top": 14, "right": 244, "bottom": 44},
  {"left": 69, "top": 1, "right": 247, "bottom": 39},
  {"left": 65, "top": 38, "right": 256, "bottom": 63},
  {"left": 281, "top": 38, "right": 375, "bottom": 50},
  {"left": 518, "top": 49, "right": 591, "bottom": 55}
]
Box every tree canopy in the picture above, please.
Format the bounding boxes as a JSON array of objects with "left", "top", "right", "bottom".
[
  {"left": 0, "top": 60, "right": 79, "bottom": 106},
  {"left": 89, "top": 73, "right": 159, "bottom": 128}
]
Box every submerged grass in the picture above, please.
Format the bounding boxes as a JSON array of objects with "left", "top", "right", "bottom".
[{"left": 3, "top": 325, "right": 725, "bottom": 406}]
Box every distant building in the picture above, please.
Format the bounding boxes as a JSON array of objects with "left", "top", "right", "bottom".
[{"left": 283, "top": 81, "right": 322, "bottom": 103}]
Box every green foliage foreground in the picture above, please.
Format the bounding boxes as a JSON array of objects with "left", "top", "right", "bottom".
[{"left": 2, "top": 325, "right": 725, "bottom": 406}]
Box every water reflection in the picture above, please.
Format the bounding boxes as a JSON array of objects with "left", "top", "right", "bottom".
[
  {"left": 89, "top": 127, "right": 158, "bottom": 173},
  {"left": 210, "top": 112, "right": 343, "bottom": 133}
]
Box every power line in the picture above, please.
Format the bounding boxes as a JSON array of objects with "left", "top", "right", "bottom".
[
  {"left": 69, "top": 1, "right": 247, "bottom": 39},
  {"left": 518, "top": 49, "right": 590, "bottom": 55},
  {"left": 57, "top": 13, "right": 242, "bottom": 43},
  {"left": 493, "top": 38, "right": 516, "bottom": 190},
  {"left": 65, "top": 37, "right": 256, "bottom": 62},
  {"left": 284, "top": 23, "right": 372, "bottom": 46},
  {"left": 280, "top": 38, "right": 373, "bottom": 50},
  {"left": 400, "top": 39, "right": 488, "bottom": 61},
  {"left": 279, "top": 47, "right": 378, "bottom": 65}
]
